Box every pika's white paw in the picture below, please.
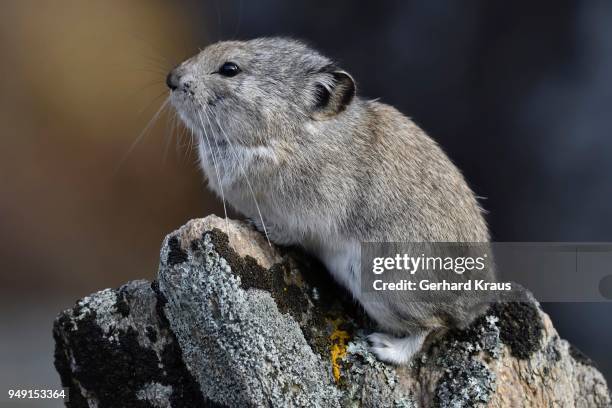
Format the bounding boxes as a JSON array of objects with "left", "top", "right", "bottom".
[{"left": 367, "top": 332, "right": 427, "bottom": 365}]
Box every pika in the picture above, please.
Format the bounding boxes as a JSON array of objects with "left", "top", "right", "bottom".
[{"left": 168, "top": 37, "right": 491, "bottom": 364}]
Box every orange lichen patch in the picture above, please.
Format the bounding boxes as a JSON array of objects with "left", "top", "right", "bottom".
[{"left": 329, "top": 319, "right": 351, "bottom": 382}]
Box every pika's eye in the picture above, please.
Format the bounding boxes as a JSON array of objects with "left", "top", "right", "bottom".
[{"left": 218, "top": 62, "right": 240, "bottom": 77}]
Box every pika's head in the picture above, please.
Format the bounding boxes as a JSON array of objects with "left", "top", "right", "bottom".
[{"left": 167, "top": 37, "right": 356, "bottom": 149}]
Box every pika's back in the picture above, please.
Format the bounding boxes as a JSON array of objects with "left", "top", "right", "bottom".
[{"left": 340, "top": 100, "right": 489, "bottom": 243}]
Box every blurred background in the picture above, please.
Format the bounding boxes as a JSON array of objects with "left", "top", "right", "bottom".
[{"left": 1, "top": 0, "right": 611, "bottom": 405}]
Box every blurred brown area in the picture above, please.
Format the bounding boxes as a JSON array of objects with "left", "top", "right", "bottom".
[
  {"left": 0, "top": 0, "right": 221, "bottom": 299},
  {"left": 0, "top": 1, "right": 222, "bottom": 397}
]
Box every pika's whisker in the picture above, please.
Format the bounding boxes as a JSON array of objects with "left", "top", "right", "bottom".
[
  {"left": 197, "top": 111, "right": 230, "bottom": 240},
  {"left": 212, "top": 115, "right": 271, "bottom": 247},
  {"left": 203, "top": 108, "right": 228, "bottom": 176},
  {"left": 163, "top": 110, "right": 177, "bottom": 163},
  {"left": 115, "top": 96, "right": 169, "bottom": 174},
  {"left": 203, "top": 108, "right": 235, "bottom": 239},
  {"left": 125, "top": 30, "right": 174, "bottom": 67},
  {"left": 137, "top": 90, "right": 169, "bottom": 115}
]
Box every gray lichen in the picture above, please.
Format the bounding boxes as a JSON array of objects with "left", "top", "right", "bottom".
[
  {"left": 136, "top": 382, "right": 173, "bottom": 407},
  {"left": 435, "top": 359, "right": 496, "bottom": 408},
  {"left": 339, "top": 336, "right": 415, "bottom": 408},
  {"left": 429, "top": 310, "right": 503, "bottom": 407}
]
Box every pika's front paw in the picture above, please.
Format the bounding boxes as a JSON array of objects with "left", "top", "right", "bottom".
[{"left": 367, "top": 332, "right": 427, "bottom": 365}]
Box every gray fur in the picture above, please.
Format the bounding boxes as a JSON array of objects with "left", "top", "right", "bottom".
[{"left": 169, "top": 37, "right": 492, "bottom": 364}]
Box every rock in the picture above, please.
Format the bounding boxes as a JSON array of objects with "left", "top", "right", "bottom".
[{"left": 53, "top": 216, "right": 611, "bottom": 407}]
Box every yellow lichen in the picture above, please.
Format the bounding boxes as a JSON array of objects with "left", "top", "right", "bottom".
[{"left": 329, "top": 319, "right": 350, "bottom": 382}]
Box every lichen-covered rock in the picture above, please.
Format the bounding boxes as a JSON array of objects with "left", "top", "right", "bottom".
[
  {"left": 53, "top": 280, "right": 208, "bottom": 407},
  {"left": 53, "top": 216, "right": 611, "bottom": 407},
  {"left": 156, "top": 218, "right": 341, "bottom": 407}
]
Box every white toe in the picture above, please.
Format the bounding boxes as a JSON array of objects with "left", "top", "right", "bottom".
[{"left": 368, "top": 331, "right": 428, "bottom": 365}]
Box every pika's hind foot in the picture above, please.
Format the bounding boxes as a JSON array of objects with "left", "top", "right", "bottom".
[{"left": 367, "top": 331, "right": 428, "bottom": 365}]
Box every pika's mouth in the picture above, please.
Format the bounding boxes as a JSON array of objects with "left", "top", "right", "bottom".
[
  {"left": 169, "top": 94, "right": 204, "bottom": 128},
  {"left": 168, "top": 96, "right": 230, "bottom": 150}
]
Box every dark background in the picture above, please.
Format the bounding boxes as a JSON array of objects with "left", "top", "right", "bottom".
[{"left": 1, "top": 1, "right": 610, "bottom": 403}]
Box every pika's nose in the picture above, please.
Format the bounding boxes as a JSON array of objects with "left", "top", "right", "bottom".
[{"left": 166, "top": 70, "right": 180, "bottom": 90}]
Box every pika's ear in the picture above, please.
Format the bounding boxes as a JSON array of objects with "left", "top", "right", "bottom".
[{"left": 311, "top": 69, "right": 356, "bottom": 120}]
